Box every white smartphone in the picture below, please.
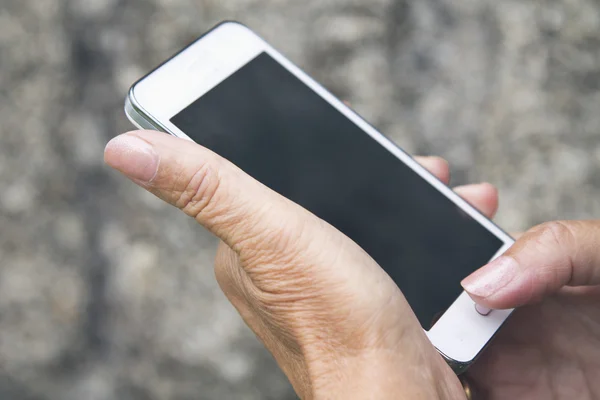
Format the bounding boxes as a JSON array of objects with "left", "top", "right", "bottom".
[{"left": 125, "top": 21, "right": 514, "bottom": 374}]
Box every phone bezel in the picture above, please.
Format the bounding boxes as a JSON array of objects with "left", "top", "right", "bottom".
[{"left": 126, "top": 21, "right": 515, "bottom": 366}]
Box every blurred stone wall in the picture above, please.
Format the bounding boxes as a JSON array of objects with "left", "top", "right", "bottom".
[{"left": 1, "top": 0, "right": 599, "bottom": 399}]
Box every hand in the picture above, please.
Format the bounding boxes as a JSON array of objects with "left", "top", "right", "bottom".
[
  {"left": 462, "top": 222, "right": 600, "bottom": 399},
  {"left": 104, "top": 131, "right": 500, "bottom": 399}
]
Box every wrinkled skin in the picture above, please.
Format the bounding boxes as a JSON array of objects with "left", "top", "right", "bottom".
[{"left": 105, "top": 130, "right": 599, "bottom": 399}]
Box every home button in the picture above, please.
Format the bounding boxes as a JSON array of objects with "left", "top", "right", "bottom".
[{"left": 475, "top": 304, "right": 492, "bottom": 316}]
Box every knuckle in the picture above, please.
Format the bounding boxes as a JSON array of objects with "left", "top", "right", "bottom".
[
  {"left": 530, "top": 221, "right": 578, "bottom": 285},
  {"left": 536, "top": 221, "right": 575, "bottom": 247},
  {"left": 175, "top": 160, "right": 222, "bottom": 219}
]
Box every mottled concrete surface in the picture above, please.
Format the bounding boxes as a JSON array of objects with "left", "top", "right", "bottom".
[{"left": 1, "top": 0, "right": 599, "bottom": 399}]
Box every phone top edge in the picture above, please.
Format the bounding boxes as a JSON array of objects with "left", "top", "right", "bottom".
[
  {"left": 126, "top": 20, "right": 252, "bottom": 137},
  {"left": 127, "top": 20, "right": 248, "bottom": 100}
]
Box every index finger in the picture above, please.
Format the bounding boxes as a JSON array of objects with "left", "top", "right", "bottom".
[{"left": 462, "top": 220, "right": 600, "bottom": 308}]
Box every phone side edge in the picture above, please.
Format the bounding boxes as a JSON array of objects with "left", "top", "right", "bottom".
[
  {"left": 127, "top": 86, "right": 196, "bottom": 142},
  {"left": 125, "top": 91, "right": 162, "bottom": 131}
]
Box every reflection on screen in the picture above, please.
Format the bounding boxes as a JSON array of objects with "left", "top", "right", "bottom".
[{"left": 171, "top": 52, "right": 503, "bottom": 328}]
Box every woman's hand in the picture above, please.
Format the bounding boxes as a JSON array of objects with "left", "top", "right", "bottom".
[
  {"left": 463, "top": 222, "right": 600, "bottom": 399},
  {"left": 104, "top": 131, "right": 501, "bottom": 399}
]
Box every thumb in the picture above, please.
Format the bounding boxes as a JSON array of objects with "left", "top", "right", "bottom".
[
  {"left": 461, "top": 220, "right": 600, "bottom": 309},
  {"left": 104, "top": 131, "right": 310, "bottom": 254}
]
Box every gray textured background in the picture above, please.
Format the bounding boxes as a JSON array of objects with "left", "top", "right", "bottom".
[{"left": 1, "top": 0, "right": 599, "bottom": 399}]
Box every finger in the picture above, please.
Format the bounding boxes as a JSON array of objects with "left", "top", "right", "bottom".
[
  {"left": 461, "top": 220, "right": 600, "bottom": 309},
  {"left": 415, "top": 156, "right": 450, "bottom": 185},
  {"left": 104, "top": 131, "right": 309, "bottom": 253},
  {"left": 454, "top": 183, "right": 499, "bottom": 219}
]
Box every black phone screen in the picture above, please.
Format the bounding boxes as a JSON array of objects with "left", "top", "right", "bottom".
[{"left": 171, "top": 52, "right": 504, "bottom": 329}]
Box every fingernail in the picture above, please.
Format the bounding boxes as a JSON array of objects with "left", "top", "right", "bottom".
[
  {"left": 105, "top": 134, "right": 159, "bottom": 182},
  {"left": 461, "top": 256, "right": 519, "bottom": 298}
]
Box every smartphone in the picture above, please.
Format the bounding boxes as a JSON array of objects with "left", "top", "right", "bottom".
[{"left": 125, "top": 21, "right": 514, "bottom": 374}]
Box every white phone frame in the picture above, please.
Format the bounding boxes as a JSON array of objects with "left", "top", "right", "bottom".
[{"left": 125, "top": 21, "right": 515, "bottom": 371}]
